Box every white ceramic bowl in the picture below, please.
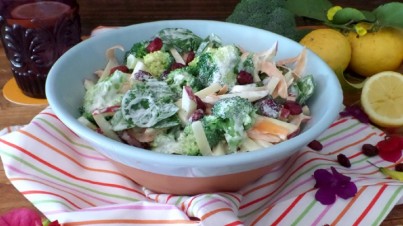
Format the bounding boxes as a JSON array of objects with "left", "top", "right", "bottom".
[{"left": 46, "top": 20, "right": 343, "bottom": 195}]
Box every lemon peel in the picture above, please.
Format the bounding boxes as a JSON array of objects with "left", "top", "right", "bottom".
[
  {"left": 368, "top": 161, "right": 403, "bottom": 181},
  {"left": 300, "top": 29, "right": 351, "bottom": 72},
  {"left": 327, "top": 6, "right": 343, "bottom": 21},
  {"left": 347, "top": 28, "right": 403, "bottom": 77},
  {"left": 354, "top": 24, "right": 367, "bottom": 36}
]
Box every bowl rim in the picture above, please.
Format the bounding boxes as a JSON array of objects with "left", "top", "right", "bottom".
[{"left": 46, "top": 19, "right": 343, "bottom": 169}]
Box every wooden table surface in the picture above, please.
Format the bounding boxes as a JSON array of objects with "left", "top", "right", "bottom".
[{"left": 1, "top": 0, "right": 403, "bottom": 224}]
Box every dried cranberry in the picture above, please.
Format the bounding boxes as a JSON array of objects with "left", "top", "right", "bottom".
[
  {"left": 133, "top": 70, "right": 152, "bottom": 81},
  {"left": 287, "top": 128, "right": 300, "bottom": 139},
  {"left": 361, "top": 144, "right": 379, "bottom": 157},
  {"left": 194, "top": 95, "right": 206, "bottom": 111},
  {"left": 308, "top": 140, "right": 323, "bottom": 151},
  {"left": 171, "top": 62, "right": 185, "bottom": 70},
  {"left": 255, "top": 98, "right": 281, "bottom": 118},
  {"left": 189, "top": 109, "right": 205, "bottom": 122},
  {"left": 237, "top": 71, "right": 253, "bottom": 85},
  {"left": 283, "top": 101, "right": 303, "bottom": 115},
  {"left": 279, "top": 107, "right": 290, "bottom": 120},
  {"left": 146, "top": 37, "right": 163, "bottom": 52},
  {"left": 186, "top": 51, "right": 195, "bottom": 64},
  {"left": 110, "top": 65, "right": 129, "bottom": 74},
  {"left": 395, "top": 163, "right": 403, "bottom": 172},
  {"left": 337, "top": 154, "right": 351, "bottom": 168}
]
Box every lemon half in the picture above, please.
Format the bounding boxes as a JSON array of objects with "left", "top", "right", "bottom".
[{"left": 361, "top": 71, "right": 403, "bottom": 128}]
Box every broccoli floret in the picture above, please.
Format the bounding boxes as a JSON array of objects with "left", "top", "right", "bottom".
[
  {"left": 238, "top": 53, "right": 255, "bottom": 75},
  {"left": 211, "top": 96, "right": 257, "bottom": 152},
  {"left": 157, "top": 28, "right": 203, "bottom": 54},
  {"left": 201, "top": 115, "right": 225, "bottom": 149},
  {"left": 176, "top": 125, "right": 202, "bottom": 156},
  {"left": 125, "top": 40, "right": 149, "bottom": 61},
  {"left": 160, "top": 116, "right": 226, "bottom": 155},
  {"left": 226, "top": 0, "right": 305, "bottom": 41},
  {"left": 83, "top": 70, "right": 130, "bottom": 115},
  {"left": 166, "top": 67, "right": 203, "bottom": 97},
  {"left": 195, "top": 33, "right": 223, "bottom": 56},
  {"left": 143, "top": 50, "right": 173, "bottom": 77},
  {"left": 120, "top": 79, "right": 179, "bottom": 128},
  {"left": 191, "top": 44, "right": 241, "bottom": 88},
  {"left": 294, "top": 74, "right": 316, "bottom": 105},
  {"left": 150, "top": 131, "right": 182, "bottom": 154}
]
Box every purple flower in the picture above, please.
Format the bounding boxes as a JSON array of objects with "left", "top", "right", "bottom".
[
  {"left": 313, "top": 167, "right": 358, "bottom": 205},
  {"left": 339, "top": 105, "right": 370, "bottom": 123}
]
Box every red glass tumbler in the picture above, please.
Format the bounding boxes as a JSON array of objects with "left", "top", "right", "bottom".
[{"left": 0, "top": 0, "right": 81, "bottom": 98}]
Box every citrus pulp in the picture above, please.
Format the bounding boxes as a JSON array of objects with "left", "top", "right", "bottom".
[{"left": 360, "top": 71, "right": 403, "bottom": 128}]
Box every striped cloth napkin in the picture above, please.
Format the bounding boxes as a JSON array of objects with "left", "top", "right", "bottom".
[{"left": 0, "top": 107, "right": 402, "bottom": 226}]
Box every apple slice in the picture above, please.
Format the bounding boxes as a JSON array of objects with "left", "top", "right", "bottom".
[{"left": 181, "top": 86, "right": 197, "bottom": 117}]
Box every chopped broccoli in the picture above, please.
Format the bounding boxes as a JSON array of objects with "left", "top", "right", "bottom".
[
  {"left": 152, "top": 115, "right": 226, "bottom": 156},
  {"left": 166, "top": 67, "right": 203, "bottom": 97},
  {"left": 294, "top": 74, "right": 316, "bottom": 105},
  {"left": 211, "top": 96, "right": 257, "bottom": 152},
  {"left": 121, "top": 79, "right": 179, "bottom": 128},
  {"left": 226, "top": 0, "right": 306, "bottom": 41},
  {"left": 190, "top": 44, "right": 241, "bottom": 88},
  {"left": 238, "top": 53, "right": 255, "bottom": 75},
  {"left": 125, "top": 40, "right": 149, "bottom": 61},
  {"left": 157, "top": 28, "right": 203, "bottom": 53},
  {"left": 176, "top": 125, "right": 202, "bottom": 156},
  {"left": 150, "top": 130, "right": 182, "bottom": 154},
  {"left": 195, "top": 33, "right": 223, "bottom": 56},
  {"left": 201, "top": 115, "right": 225, "bottom": 149},
  {"left": 143, "top": 50, "right": 173, "bottom": 77},
  {"left": 83, "top": 70, "right": 130, "bottom": 115}
]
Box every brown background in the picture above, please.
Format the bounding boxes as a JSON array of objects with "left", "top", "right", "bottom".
[{"left": 76, "top": 0, "right": 397, "bottom": 35}]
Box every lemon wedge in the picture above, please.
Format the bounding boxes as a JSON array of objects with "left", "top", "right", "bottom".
[{"left": 361, "top": 71, "right": 403, "bottom": 128}]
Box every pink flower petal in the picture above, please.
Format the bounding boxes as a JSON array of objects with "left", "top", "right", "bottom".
[{"left": 0, "top": 208, "right": 42, "bottom": 226}]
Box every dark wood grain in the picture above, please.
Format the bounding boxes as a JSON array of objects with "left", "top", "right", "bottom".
[
  {"left": 1, "top": 0, "right": 402, "bottom": 224},
  {"left": 76, "top": 0, "right": 398, "bottom": 35},
  {"left": 77, "top": 0, "right": 240, "bottom": 35}
]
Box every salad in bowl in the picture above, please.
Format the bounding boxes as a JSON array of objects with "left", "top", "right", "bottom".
[{"left": 78, "top": 28, "right": 315, "bottom": 156}]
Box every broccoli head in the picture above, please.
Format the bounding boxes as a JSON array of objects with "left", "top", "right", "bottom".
[
  {"left": 211, "top": 96, "right": 257, "bottom": 152},
  {"left": 83, "top": 70, "right": 129, "bottom": 116},
  {"left": 226, "top": 0, "right": 304, "bottom": 41},
  {"left": 176, "top": 124, "right": 202, "bottom": 156},
  {"left": 150, "top": 131, "right": 182, "bottom": 155},
  {"left": 191, "top": 44, "right": 241, "bottom": 88},
  {"left": 157, "top": 28, "right": 203, "bottom": 53},
  {"left": 143, "top": 50, "right": 173, "bottom": 77},
  {"left": 201, "top": 115, "right": 225, "bottom": 149},
  {"left": 125, "top": 40, "right": 149, "bottom": 61},
  {"left": 238, "top": 53, "right": 255, "bottom": 75},
  {"left": 165, "top": 67, "right": 203, "bottom": 97},
  {"left": 227, "top": 0, "right": 285, "bottom": 24}
]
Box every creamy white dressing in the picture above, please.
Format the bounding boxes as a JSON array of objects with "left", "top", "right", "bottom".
[{"left": 85, "top": 71, "right": 129, "bottom": 112}]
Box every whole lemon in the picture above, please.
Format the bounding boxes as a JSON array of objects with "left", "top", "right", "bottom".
[
  {"left": 347, "top": 28, "right": 403, "bottom": 77},
  {"left": 300, "top": 28, "right": 351, "bottom": 72}
]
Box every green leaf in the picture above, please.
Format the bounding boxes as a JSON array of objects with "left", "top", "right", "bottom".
[
  {"left": 373, "top": 2, "right": 403, "bottom": 28},
  {"left": 332, "top": 8, "right": 366, "bottom": 25},
  {"left": 361, "top": 10, "right": 376, "bottom": 22},
  {"left": 285, "top": 0, "right": 333, "bottom": 22}
]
